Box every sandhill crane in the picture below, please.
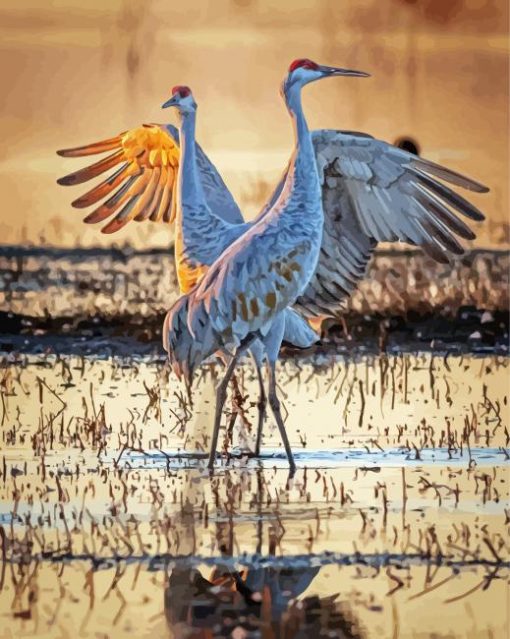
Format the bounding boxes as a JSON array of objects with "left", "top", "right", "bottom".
[
  {"left": 163, "top": 59, "right": 356, "bottom": 471},
  {"left": 57, "top": 61, "right": 368, "bottom": 462},
  {"left": 160, "top": 84, "right": 319, "bottom": 454},
  {"left": 57, "top": 59, "right": 488, "bottom": 468},
  {"left": 56, "top": 91, "right": 318, "bottom": 455}
]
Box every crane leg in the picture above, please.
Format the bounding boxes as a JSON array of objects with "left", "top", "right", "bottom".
[
  {"left": 249, "top": 343, "right": 266, "bottom": 457},
  {"left": 208, "top": 337, "right": 254, "bottom": 469},
  {"left": 267, "top": 360, "right": 296, "bottom": 474},
  {"left": 253, "top": 360, "right": 266, "bottom": 457}
]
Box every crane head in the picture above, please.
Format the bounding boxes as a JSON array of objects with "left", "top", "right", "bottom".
[
  {"left": 283, "top": 58, "right": 370, "bottom": 94},
  {"left": 162, "top": 86, "right": 197, "bottom": 114}
]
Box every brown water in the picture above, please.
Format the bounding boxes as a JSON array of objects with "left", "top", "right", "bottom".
[{"left": 0, "top": 352, "right": 508, "bottom": 637}]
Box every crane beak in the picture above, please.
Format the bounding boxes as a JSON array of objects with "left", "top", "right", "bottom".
[
  {"left": 162, "top": 96, "right": 178, "bottom": 109},
  {"left": 319, "top": 65, "right": 370, "bottom": 78}
]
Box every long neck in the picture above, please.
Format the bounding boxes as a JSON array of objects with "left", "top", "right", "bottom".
[
  {"left": 173, "top": 109, "right": 239, "bottom": 292},
  {"left": 177, "top": 111, "right": 206, "bottom": 209},
  {"left": 286, "top": 86, "right": 316, "bottom": 180}
]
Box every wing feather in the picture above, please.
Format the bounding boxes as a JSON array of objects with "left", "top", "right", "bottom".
[
  {"left": 157, "top": 177, "right": 173, "bottom": 223},
  {"left": 57, "top": 135, "right": 123, "bottom": 158},
  {"left": 127, "top": 167, "right": 161, "bottom": 222},
  {"left": 101, "top": 170, "right": 159, "bottom": 233},
  {"left": 83, "top": 174, "right": 142, "bottom": 224},
  {"left": 295, "top": 129, "right": 488, "bottom": 318},
  {"left": 57, "top": 149, "right": 125, "bottom": 186},
  {"left": 418, "top": 212, "right": 465, "bottom": 256},
  {"left": 411, "top": 168, "right": 485, "bottom": 221},
  {"left": 58, "top": 123, "right": 244, "bottom": 233},
  {"left": 71, "top": 163, "right": 131, "bottom": 208},
  {"left": 144, "top": 167, "right": 168, "bottom": 222},
  {"left": 101, "top": 193, "right": 145, "bottom": 234},
  {"left": 412, "top": 156, "right": 489, "bottom": 193},
  {"left": 413, "top": 183, "right": 476, "bottom": 240}
]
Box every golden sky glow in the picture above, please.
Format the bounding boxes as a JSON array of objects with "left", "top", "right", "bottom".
[{"left": 0, "top": 0, "right": 508, "bottom": 247}]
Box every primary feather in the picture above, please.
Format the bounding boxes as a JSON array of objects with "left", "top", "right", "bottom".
[{"left": 57, "top": 123, "right": 243, "bottom": 232}]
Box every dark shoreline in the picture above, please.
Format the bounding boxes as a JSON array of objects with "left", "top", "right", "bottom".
[
  {"left": 1, "top": 309, "right": 507, "bottom": 357},
  {"left": 1, "top": 245, "right": 508, "bottom": 357}
]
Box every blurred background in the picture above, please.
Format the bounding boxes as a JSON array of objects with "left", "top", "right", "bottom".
[{"left": 0, "top": 0, "right": 508, "bottom": 248}]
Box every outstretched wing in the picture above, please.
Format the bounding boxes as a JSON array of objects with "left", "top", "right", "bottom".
[
  {"left": 57, "top": 124, "right": 180, "bottom": 233},
  {"left": 294, "top": 129, "right": 488, "bottom": 318},
  {"left": 57, "top": 123, "right": 243, "bottom": 233}
]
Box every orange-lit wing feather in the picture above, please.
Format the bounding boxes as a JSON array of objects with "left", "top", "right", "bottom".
[{"left": 57, "top": 124, "right": 180, "bottom": 233}]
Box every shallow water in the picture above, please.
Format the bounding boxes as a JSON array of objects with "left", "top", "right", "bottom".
[
  {"left": 0, "top": 351, "right": 508, "bottom": 637},
  {"left": 0, "top": 560, "right": 507, "bottom": 639}
]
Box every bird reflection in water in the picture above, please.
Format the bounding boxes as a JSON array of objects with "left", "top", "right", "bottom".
[
  {"left": 164, "top": 563, "right": 363, "bottom": 638},
  {"left": 164, "top": 515, "right": 363, "bottom": 639}
]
